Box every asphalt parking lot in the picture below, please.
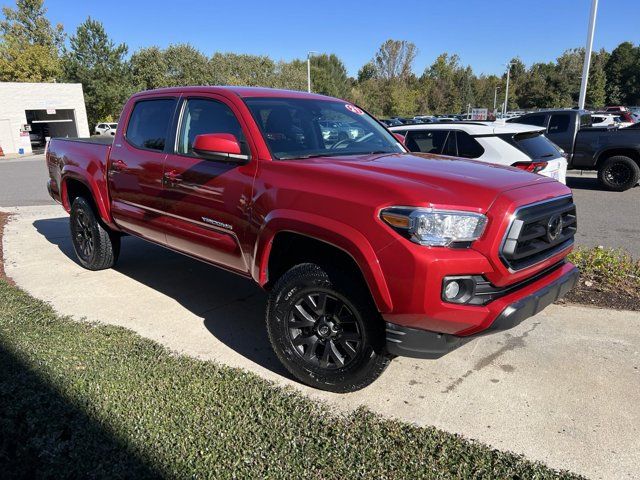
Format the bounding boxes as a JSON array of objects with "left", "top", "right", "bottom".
[{"left": 1, "top": 155, "right": 639, "bottom": 256}]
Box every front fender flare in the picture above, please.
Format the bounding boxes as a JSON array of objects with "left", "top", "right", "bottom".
[{"left": 253, "top": 209, "right": 393, "bottom": 313}]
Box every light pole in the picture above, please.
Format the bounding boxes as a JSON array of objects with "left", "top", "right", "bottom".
[
  {"left": 307, "top": 51, "right": 318, "bottom": 93},
  {"left": 503, "top": 62, "right": 513, "bottom": 116},
  {"left": 493, "top": 86, "right": 499, "bottom": 112},
  {"left": 578, "top": 0, "right": 599, "bottom": 109}
]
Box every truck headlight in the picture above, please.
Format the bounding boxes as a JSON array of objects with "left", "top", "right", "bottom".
[{"left": 380, "top": 207, "right": 487, "bottom": 246}]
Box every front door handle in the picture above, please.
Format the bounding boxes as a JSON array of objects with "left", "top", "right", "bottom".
[{"left": 163, "top": 170, "right": 183, "bottom": 185}]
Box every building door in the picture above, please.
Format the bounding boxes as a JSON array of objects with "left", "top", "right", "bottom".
[{"left": 25, "top": 109, "right": 78, "bottom": 153}]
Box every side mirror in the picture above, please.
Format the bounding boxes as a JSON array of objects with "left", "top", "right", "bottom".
[
  {"left": 393, "top": 133, "right": 406, "bottom": 144},
  {"left": 192, "top": 133, "right": 249, "bottom": 163}
]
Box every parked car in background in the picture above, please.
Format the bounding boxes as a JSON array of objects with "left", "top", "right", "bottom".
[
  {"left": 391, "top": 122, "right": 567, "bottom": 184},
  {"left": 590, "top": 113, "right": 624, "bottom": 128},
  {"left": 379, "top": 118, "right": 403, "bottom": 127},
  {"left": 95, "top": 123, "right": 118, "bottom": 136},
  {"left": 46, "top": 86, "right": 578, "bottom": 392},
  {"left": 604, "top": 106, "right": 628, "bottom": 113},
  {"left": 413, "top": 115, "right": 436, "bottom": 123},
  {"left": 435, "top": 117, "right": 459, "bottom": 123},
  {"left": 509, "top": 109, "right": 640, "bottom": 191}
]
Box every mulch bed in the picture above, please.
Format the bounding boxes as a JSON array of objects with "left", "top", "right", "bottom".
[{"left": 560, "top": 279, "right": 640, "bottom": 311}]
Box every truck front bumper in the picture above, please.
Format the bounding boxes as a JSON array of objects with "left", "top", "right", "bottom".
[{"left": 385, "top": 264, "right": 579, "bottom": 358}]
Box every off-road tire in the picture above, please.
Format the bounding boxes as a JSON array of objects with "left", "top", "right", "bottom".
[
  {"left": 597, "top": 155, "right": 640, "bottom": 191},
  {"left": 266, "top": 263, "right": 390, "bottom": 392},
  {"left": 70, "top": 197, "right": 120, "bottom": 270}
]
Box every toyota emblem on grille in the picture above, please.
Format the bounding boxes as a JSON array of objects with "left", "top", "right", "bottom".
[{"left": 546, "top": 214, "right": 563, "bottom": 242}]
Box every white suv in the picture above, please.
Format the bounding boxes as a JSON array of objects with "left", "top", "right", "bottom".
[{"left": 390, "top": 122, "right": 567, "bottom": 183}]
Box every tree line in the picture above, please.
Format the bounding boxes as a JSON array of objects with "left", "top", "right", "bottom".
[{"left": 1, "top": 0, "right": 639, "bottom": 129}]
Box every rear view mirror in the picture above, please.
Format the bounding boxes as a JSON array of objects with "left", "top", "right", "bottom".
[
  {"left": 193, "top": 133, "right": 249, "bottom": 163},
  {"left": 393, "top": 133, "right": 406, "bottom": 144}
]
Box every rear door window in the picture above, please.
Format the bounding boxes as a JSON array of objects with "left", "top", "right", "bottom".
[
  {"left": 454, "top": 131, "right": 484, "bottom": 158},
  {"left": 511, "top": 132, "right": 561, "bottom": 160},
  {"left": 548, "top": 114, "right": 570, "bottom": 133},
  {"left": 126, "top": 98, "right": 177, "bottom": 151},
  {"left": 404, "top": 130, "right": 449, "bottom": 154}
]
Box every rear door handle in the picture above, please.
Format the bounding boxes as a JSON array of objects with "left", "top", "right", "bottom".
[
  {"left": 163, "top": 170, "right": 183, "bottom": 185},
  {"left": 110, "top": 159, "right": 127, "bottom": 172}
]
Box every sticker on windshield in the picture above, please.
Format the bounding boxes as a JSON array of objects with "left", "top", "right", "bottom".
[{"left": 345, "top": 104, "right": 364, "bottom": 115}]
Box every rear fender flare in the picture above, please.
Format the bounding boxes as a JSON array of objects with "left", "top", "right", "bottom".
[{"left": 61, "top": 167, "right": 116, "bottom": 228}]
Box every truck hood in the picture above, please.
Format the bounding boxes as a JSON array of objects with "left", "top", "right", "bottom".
[{"left": 296, "top": 152, "right": 559, "bottom": 212}]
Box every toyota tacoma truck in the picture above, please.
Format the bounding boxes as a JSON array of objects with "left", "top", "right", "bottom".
[
  {"left": 46, "top": 87, "right": 578, "bottom": 392},
  {"left": 509, "top": 109, "right": 640, "bottom": 191}
]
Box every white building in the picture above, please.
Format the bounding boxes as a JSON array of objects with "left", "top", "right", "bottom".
[{"left": 0, "top": 82, "right": 90, "bottom": 156}]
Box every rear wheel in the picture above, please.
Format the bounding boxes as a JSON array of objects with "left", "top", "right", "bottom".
[
  {"left": 70, "top": 197, "right": 120, "bottom": 270},
  {"left": 266, "top": 263, "right": 390, "bottom": 392},
  {"left": 597, "top": 155, "right": 640, "bottom": 191}
]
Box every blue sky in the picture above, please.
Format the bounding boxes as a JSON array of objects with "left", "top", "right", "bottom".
[{"left": 3, "top": 0, "right": 639, "bottom": 76}]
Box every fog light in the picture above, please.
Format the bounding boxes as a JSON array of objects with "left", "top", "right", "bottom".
[
  {"left": 444, "top": 281, "right": 460, "bottom": 299},
  {"left": 442, "top": 276, "right": 476, "bottom": 304}
]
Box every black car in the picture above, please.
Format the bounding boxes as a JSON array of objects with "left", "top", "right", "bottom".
[{"left": 509, "top": 109, "right": 640, "bottom": 191}]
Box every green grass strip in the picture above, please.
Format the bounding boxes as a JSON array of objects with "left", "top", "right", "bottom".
[{"left": 0, "top": 280, "right": 582, "bottom": 479}]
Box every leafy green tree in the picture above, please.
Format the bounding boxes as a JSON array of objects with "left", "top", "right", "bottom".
[
  {"left": 210, "top": 52, "right": 277, "bottom": 86},
  {"left": 586, "top": 49, "right": 608, "bottom": 108},
  {"left": 0, "top": 0, "right": 64, "bottom": 81},
  {"left": 310, "top": 53, "right": 350, "bottom": 98},
  {"left": 374, "top": 39, "right": 417, "bottom": 81},
  {"left": 163, "top": 43, "right": 211, "bottom": 86},
  {"left": 274, "top": 59, "right": 306, "bottom": 91},
  {"left": 63, "top": 17, "right": 131, "bottom": 127},
  {"left": 605, "top": 41, "right": 640, "bottom": 105},
  {"left": 130, "top": 46, "right": 168, "bottom": 90},
  {"left": 422, "top": 53, "right": 461, "bottom": 113}
]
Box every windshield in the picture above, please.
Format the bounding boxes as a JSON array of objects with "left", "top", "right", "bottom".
[{"left": 244, "top": 97, "right": 405, "bottom": 160}]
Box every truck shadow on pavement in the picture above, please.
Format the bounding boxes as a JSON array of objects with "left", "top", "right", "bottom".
[
  {"left": 32, "top": 218, "right": 290, "bottom": 379},
  {"left": 565, "top": 176, "right": 605, "bottom": 191}
]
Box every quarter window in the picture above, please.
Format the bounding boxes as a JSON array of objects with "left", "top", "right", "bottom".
[
  {"left": 126, "top": 99, "right": 176, "bottom": 151},
  {"left": 177, "top": 98, "right": 248, "bottom": 156},
  {"left": 454, "top": 131, "right": 484, "bottom": 158}
]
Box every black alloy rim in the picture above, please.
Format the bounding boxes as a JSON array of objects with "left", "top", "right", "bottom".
[
  {"left": 286, "top": 291, "right": 363, "bottom": 370},
  {"left": 605, "top": 162, "right": 632, "bottom": 186},
  {"left": 73, "top": 210, "right": 94, "bottom": 260}
]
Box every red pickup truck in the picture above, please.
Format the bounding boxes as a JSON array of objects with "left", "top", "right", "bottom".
[{"left": 46, "top": 87, "right": 578, "bottom": 392}]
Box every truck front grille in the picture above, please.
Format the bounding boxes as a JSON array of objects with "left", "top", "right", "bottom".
[{"left": 500, "top": 196, "right": 576, "bottom": 271}]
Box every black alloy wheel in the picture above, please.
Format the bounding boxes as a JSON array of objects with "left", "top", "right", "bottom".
[
  {"left": 286, "top": 291, "right": 363, "bottom": 370},
  {"left": 598, "top": 155, "right": 640, "bottom": 191},
  {"left": 266, "top": 263, "right": 390, "bottom": 393},
  {"left": 69, "top": 197, "right": 120, "bottom": 270},
  {"left": 72, "top": 208, "right": 95, "bottom": 261}
]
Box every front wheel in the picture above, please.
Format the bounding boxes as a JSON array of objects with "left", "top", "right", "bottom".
[
  {"left": 70, "top": 197, "right": 120, "bottom": 270},
  {"left": 266, "top": 263, "right": 390, "bottom": 392},
  {"left": 597, "top": 155, "right": 640, "bottom": 191}
]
